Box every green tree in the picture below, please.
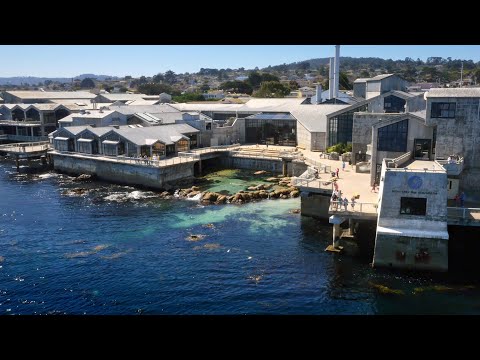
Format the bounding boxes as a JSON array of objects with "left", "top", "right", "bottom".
[
  {"left": 80, "top": 78, "right": 95, "bottom": 89},
  {"left": 152, "top": 73, "right": 164, "bottom": 83},
  {"left": 172, "top": 93, "right": 205, "bottom": 102},
  {"left": 138, "top": 83, "right": 173, "bottom": 95},
  {"left": 253, "top": 81, "right": 290, "bottom": 98},
  {"left": 164, "top": 70, "right": 176, "bottom": 84},
  {"left": 339, "top": 72, "right": 352, "bottom": 90},
  {"left": 247, "top": 71, "right": 263, "bottom": 88},
  {"left": 219, "top": 80, "right": 253, "bottom": 94}
]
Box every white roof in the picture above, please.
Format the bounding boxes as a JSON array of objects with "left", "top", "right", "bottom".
[
  {"left": 4, "top": 91, "right": 96, "bottom": 100},
  {"left": 171, "top": 98, "right": 349, "bottom": 132},
  {"left": 426, "top": 88, "right": 480, "bottom": 98}
]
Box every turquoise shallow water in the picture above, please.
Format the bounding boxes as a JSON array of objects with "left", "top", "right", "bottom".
[{"left": 1, "top": 161, "right": 480, "bottom": 315}]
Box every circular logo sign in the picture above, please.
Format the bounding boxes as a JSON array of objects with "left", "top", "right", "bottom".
[{"left": 408, "top": 175, "right": 423, "bottom": 190}]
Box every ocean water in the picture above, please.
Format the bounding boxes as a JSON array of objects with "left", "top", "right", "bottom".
[{"left": 1, "top": 160, "right": 480, "bottom": 315}]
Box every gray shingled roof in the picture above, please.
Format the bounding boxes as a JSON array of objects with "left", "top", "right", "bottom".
[
  {"left": 110, "top": 104, "right": 181, "bottom": 115},
  {"left": 369, "top": 74, "right": 395, "bottom": 81},
  {"left": 353, "top": 78, "right": 369, "bottom": 83},
  {"left": 426, "top": 88, "right": 480, "bottom": 98},
  {"left": 113, "top": 123, "right": 199, "bottom": 146},
  {"left": 4, "top": 91, "right": 96, "bottom": 99},
  {"left": 410, "top": 110, "right": 426, "bottom": 120}
]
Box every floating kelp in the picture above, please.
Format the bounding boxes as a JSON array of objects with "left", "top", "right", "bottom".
[
  {"left": 369, "top": 282, "right": 405, "bottom": 295},
  {"left": 186, "top": 234, "right": 206, "bottom": 242}
]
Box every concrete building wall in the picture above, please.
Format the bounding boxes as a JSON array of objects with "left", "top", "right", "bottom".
[
  {"left": 367, "top": 80, "right": 381, "bottom": 93},
  {"left": 52, "top": 153, "right": 194, "bottom": 189},
  {"left": 373, "top": 165, "right": 449, "bottom": 271},
  {"left": 406, "top": 95, "right": 426, "bottom": 112},
  {"left": 427, "top": 97, "right": 480, "bottom": 168},
  {"left": 300, "top": 192, "right": 331, "bottom": 220},
  {"left": 378, "top": 169, "right": 448, "bottom": 221},
  {"left": 211, "top": 119, "right": 242, "bottom": 146},
  {"left": 296, "top": 121, "right": 311, "bottom": 150},
  {"left": 219, "top": 156, "right": 307, "bottom": 177},
  {"left": 353, "top": 82, "right": 366, "bottom": 99},
  {"left": 366, "top": 96, "right": 385, "bottom": 113},
  {"left": 310, "top": 132, "right": 325, "bottom": 152}
]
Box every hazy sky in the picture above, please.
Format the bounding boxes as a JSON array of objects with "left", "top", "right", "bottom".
[{"left": 0, "top": 45, "right": 479, "bottom": 78}]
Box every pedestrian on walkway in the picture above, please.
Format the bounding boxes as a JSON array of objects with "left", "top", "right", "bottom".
[
  {"left": 342, "top": 161, "right": 345, "bottom": 171},
  {"left": 336, "top": 168, "right": 339, "bottom": 178},
  {"left": 343, "top": 197, "right": 348, "bottom": 211},
  {"left": 351, "top": 197, "right": 356, "bottom": 211}
]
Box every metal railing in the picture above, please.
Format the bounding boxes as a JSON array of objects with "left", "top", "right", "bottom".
[
  {"left": 304, "top": 158, "right": 332, "bottom": 174},
  {"left": 447, "top": 207, "right": 480, "bottom": 221},
  {"left": 49, "top": 150, "right": 199, "bottom": 168},
  {"left": 437, "top": 157, "right": 464, "bottom": 176},
  {"left": 0, "top": 135, "right": 49, "bottom": 142},
  {"left": 0, "top": 141, "right": 50, "bottom": 153},
  {"left": 329, "top": 200, "right": 378, "bottom": 214}
]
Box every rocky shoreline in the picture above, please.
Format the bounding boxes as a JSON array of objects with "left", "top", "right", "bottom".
[{"left": 160, "top": 174, "right": 300, "bottom": 205}]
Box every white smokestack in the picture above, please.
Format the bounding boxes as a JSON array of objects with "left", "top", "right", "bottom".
[
  {"left": 333, "top": 45, "right": 340, "bottom": 99},
  {"left": 315, "top": 84, "right": 322, "bottom": 104},
  {"left": 328, "top": 57, "right": 334, "bottom": 100}
]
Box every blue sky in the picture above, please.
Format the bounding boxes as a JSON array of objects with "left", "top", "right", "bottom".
[{"left": 0, "top": 45, "right": 479, "bottom": 78}]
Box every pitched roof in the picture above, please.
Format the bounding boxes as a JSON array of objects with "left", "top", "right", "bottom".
[
  {"left": 369, "top": 74, "right": 395, "bottom": 81},
  {"left": 4, "top": 91, "right": 96, "bottom": 100},
  {"left": 426, "top": 88, "right": 480, "bottom": 98}
]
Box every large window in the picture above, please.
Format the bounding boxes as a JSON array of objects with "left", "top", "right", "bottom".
[
  {"left": 384, "top": 95, "right": 406, "bottom": 113},
  {"left": 377, "top": 119, "right": 408, "bottom": 152},
  {"left": 176, "top": 139, "right": 189, "bottom": 152},
  {"left": 245, "top": 118, "right": 296, "bottom": 146},
  {"left": 400, "top": 197, "right": 427, "bottom": 216},
  {"left": 328, "top": 104, "right": 368, "bottom": 146},
  {"left": 431, "top": 102, "right": 456, "bottom": 118}
]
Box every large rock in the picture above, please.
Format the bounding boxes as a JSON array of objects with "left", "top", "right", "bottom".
[
  {"left": 216, "top": 195, "right": 227, "bottom": 204},
  {"left": 74, "top": 174, "right": 93, "bottom": 181},
  {"left": 254, "top": 170, "right": 267, "bottom": 175},
  {"left": 266, "top": 177, "right": 279, "bottom": 182},
  {"left": 188, "top": 191, "right": 200, "bottom": 198},
  {"left": 290, "top": 190, "right": 300, "bottom": 198},
  {"left": 191, "top": 186, "right": 200, "bottom": 191}
]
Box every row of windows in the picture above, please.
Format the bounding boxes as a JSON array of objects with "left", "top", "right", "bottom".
[
  {"left": 377, "top": 119, "right": 408, "bottom": 152},
  {"left": 431, "top": 102, "right": 456, "bottom": 118}
]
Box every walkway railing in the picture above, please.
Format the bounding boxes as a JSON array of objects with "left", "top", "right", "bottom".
[
  {"left": 304, "top": 158, "right": 332, "bottom": 174},
  {"left": 447, "top": 207, "right": 480, "bottom": 221},
  {"left": 329, "top": 200, "right": 378, "bottom": 214},
  {"left": 50, "top": 150, "right": 198, "bottom": 168},
  {"left": 0, "top": 141, "right": 50, "bottom": 153}
]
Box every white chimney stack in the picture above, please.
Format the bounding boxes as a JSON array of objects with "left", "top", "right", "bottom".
[
  {"left": 333, "top": 45, "right": 340, "bottom": 99},
  {"left": 315, "top": 84, "right": 322, "bottom": 104},
  {"left": 328, "top": 57, "right": 334, "bottom": 100}
]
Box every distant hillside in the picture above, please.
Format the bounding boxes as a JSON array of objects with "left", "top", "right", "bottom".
[
  {"left": 0, "top": 74, "right": 119, "bottom": 85},
  {"left": 263, "top": 56, "right": 480, "bottom": 84}
]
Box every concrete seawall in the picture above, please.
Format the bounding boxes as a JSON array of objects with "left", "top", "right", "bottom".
[
  {"left": 52, "top": 152, "right": 308, "bottom": 189},
  {"left": 219, "top": 156, "right": 308, "bottom": 176},
  {"left": 53, "top": 153, "right": 194, "bottom": 189}
]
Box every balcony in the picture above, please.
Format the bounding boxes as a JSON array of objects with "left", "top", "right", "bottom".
[{"left": 436, "top": 157, "right": 464, "bottom": 176}]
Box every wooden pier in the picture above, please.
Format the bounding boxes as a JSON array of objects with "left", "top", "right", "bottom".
[{"left": 0, "top": 141, "right": 51, "bottom": 171}]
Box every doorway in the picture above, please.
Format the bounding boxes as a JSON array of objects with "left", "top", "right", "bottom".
[{"left": 414, "top": 139, "right": 431, "bottom": 160}]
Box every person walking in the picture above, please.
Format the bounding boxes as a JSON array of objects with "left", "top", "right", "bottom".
[
  {"left": 343, "top": 197, "right": 348, "bottom": 211},
  {"left": 351, "top": 196, "right": 356, "bottom": 211},
  {"left": 342, "top": 161, "right": 345, "bottom": 171},
  {"left": 460, "top": 192, "right": 465, "bottom": 207},
  {"left": 336, "top": 168, "right": 339, "bottom": 178}
]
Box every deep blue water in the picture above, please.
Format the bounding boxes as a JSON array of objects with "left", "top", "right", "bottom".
[{"left": 2, "top": 160, "right": 480, "bottom": 315}]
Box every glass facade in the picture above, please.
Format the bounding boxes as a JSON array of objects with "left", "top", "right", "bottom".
[
  {"left": 384, "top": 95, "right": 406, "bottom": 113},
  {"left": 377, "top": 119, "right": 408, "bottom": 152},
  {"left": 328, "top": 104, "right": 368, "bottom": 146},
  {"left": 245, "top": 117, "right": 296, "bottom": 146}
]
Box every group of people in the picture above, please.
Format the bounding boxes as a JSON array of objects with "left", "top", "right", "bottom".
[
  {"left": 331, "top": 189, "right": 357, "bottom": 211},
  {"left": 447, "top": 155, "right": 459, "bottom": 164}
]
